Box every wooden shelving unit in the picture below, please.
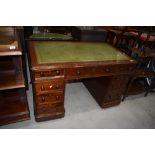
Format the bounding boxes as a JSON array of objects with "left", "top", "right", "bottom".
[
  {"left": 0, "top": 27, "right": 30, "bottom": 126},
  {"left": 0, "top": 89, "right": 29, "bottom": 125}
]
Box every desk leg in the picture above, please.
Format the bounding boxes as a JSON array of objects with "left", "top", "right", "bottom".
[{"left": 83, "top": 75, "right": 129, "bottom": 108}]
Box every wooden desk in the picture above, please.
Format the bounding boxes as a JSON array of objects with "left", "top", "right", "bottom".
[{"left": 27, "top": 41, "right": 137, "bottom": 122}]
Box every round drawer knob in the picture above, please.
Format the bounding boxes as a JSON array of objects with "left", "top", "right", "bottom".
[
  {"left": 77, "top": 70, "right": 80, "bottom": 75},
  {"left": 49, "top": 85, "right": 53, "bottom": 89},
  {"left": 129, "top": 67, "right": 132, "bottom": 71},
  {"left": 56, "top": 85, "right": 60, "bottom": 89},
  {"left": 106, "top": 68, "right": 110, "bottom": 72},
  {"left": 40, "top": 72, "right": 44, "bottom": 77},
  {"left": 56, "top": 70, "right": 60, "bottom": 75},
  {"left": 41, "top": 97, "right": 45, "bottom": 102},
  {"left": 56, "top": 96, "right": 60, "bottom": 100},
  {"left": 41, "top": 85, "right": 45, "bottom": 91}
]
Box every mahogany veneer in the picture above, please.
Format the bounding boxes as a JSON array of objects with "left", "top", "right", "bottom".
[
  {"left": 27, "top": 41, "right": 137, "bottom": 122},
  {"left": 0, "top": 27, "right": 30, "bottom": 126},
  {"left": 0, "top": 89, "right": 30, "bottom": 125}
]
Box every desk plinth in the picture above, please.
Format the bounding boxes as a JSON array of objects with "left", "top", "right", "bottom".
[{"left": 28, "top": 41, "right": 136, "bottom": 122}]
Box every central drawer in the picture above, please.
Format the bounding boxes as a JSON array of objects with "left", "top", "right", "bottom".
[{"left": 66, "top": 65, "right": 116, "bottom": 80}]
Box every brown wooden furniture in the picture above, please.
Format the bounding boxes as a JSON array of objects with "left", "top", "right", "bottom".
[
  {"left": 125, "top": 27, "right": 155, "bottom": 49},
  {"left": 122, "top": 47, "right": 155, "bottom": 100},
  {"left": 0, "top": 27, "right": 30, "bottom": 126},
  {"left": 24, "top": 26, "right": 81, "bottom": 41},
  {"left": 17, "top": 27, "right": 29, "bottom": 90},
  {"left": 106, "top": 29, "right": 139, "bottom": 56},
  {"left": 106, "top": 29, "right": 123, "bottom": 46},
  {"left": 27, "top": 41, "right": 136, "bottom": 122}
]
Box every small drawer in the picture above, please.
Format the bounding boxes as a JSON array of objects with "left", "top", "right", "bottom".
[
  {"left": 35, "top": 92, "right": 64, "bottom": 105},
  {"left": 94, "top": 65, "right": 115, "bottom": 76},
  {"left": 34, "top": 80, "right": 64, "bottom": 93},
  {"left": 33, "top": 69, "right": 64, "bottom": 79},
  {"left": 66, "top": 66, "right": 116, "bottom": 80},
  {"left": 104, "top": 92, "right": 122, "bottom": 102},
  {"left": 110, "top": 76, "right": 129, "bottom": 90},
  {"left": 36, "top": 104, "right": 64, "bottom": 115},
  {"left": 66, "top": 67, "right": 93, "bottom": 79},
  {"left": 116, "top": 64, "right": 135, "bottom": 74}
]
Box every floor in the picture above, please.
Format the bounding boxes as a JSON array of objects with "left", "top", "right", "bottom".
[{"left": 1, "top": 79, "right": 155, "bottom": 129}]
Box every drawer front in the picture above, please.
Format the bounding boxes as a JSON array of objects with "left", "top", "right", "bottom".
[
  {"left": 66, "top": 67, "right": 92, "bottom": 79},
  {"left": 103, "top": 76, "right": 130, "bottom": 102},
  {"left": 34, "top": 80, "right": 64, "bottom": 93},
  {"left": 36, "top": 104, "right": 64, "bottom": 115},
  {"left": 33, "top": 69, "right": 65, "bottom": 80},
  {"left": 66, "top": 66, "right": 116, "bottom": 80},
  {"left": 35, "top": 92, "right": 64, "bottom": 105},
  {"left": 116, "top": 64, "right": 135, "bottom": 74},
  {"left": 110, "top": 76, "right": 130, "bottom": 90},
  {"left": 93, "top": 65, "right": 116, "bottom": 76},
  {"left": 103, "top": 91, "right": 122, "bottom": 102}
]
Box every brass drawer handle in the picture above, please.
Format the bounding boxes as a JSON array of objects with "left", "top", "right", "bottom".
[
  {"left": 77, "top": 70, "right": 80, "bottom": 75},
  {"left": 56, "top": 70, "right": 60, "bottom": 75},
  {"left": 40, "top": 72, "right": 44, "bottom": 77},
  {"left": 49, "top": 85, "right": 53, "bottom": 89},
  {"left": 56, "top": 96, "right": 60, "bottom": 100},
  {"left": 41, "top": 97, "right": 45, "bottom": 102},
  {"left": 56, "top": 85, "right": 60, "bottom": 89},
  {"left": 41, "top": 85, "right": 45, "bottom": 91},
  {"left": 106, "top": 68, "right": 110, "bottom": 72},
  {"left": 129, "top": 67, "right": 133, "bottom": 71}
]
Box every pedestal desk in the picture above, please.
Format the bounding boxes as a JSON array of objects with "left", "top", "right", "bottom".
[{"left": 27, "top": 41, "right": 137, "bottom": 122}]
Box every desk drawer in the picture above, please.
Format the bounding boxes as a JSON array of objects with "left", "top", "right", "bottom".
[
  {"left": 66, "top": 66, "right": 115, "bottom": 79},
  {"left": 104, "top": 91, "right": 122, "bottom": 102},
  {"left": 66, "top": 67, "right": 92, "bottom": 79},
  {"left": 116, "top": 64, "right": 135, "bottom": 74},
  {"left": 34, "top": 80, "right": 64, "bottom": 93},
  {"left": 94, "top": 65, "right": 115, "bottom": 76},
  {"left": 110, "top": 76, "right": 129, "bottom": 90},
  {"left": 33, "top": 69, "right": 64, "bottom": 80},
  {"left": 35, "top": 92, "right": 64, "bottom": 105},
  {"left": 36, "top": 104, "right": 64, "bottom": 116}
]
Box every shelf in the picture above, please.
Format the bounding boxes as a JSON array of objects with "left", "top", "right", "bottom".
[
  {"left": 0, "top": 70, "right": 25, "bottom": 90},
  {"left": 0, "top": 50, "right": 22, "bottom": 56},
  {"left": 0, "top": 36, "right": 21, "bottom": 56},
  {"left": 0, "top": 89, "right": 30, "bottom": 125},
  {"left": 128, "top": 80, "right": 147, "bottom": 95}
]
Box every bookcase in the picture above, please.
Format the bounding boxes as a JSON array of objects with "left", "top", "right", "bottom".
[{"left": 0, "top": 27, "right": 30, "bottom": 126}]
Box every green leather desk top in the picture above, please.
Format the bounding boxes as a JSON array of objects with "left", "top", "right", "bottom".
[
  {"left": 30, "top": 33, "right": 72, "bottom": 40},
  {"left": 33, "top": 42, "right": 131, "bottom": 64}
]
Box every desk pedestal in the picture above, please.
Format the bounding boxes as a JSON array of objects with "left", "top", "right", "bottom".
[
  {"left": 33, "top": 75, "right": 130, "bottom": 122},
  {"left": 83, "top": 75, "right": 129, "bottom": 108}
]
